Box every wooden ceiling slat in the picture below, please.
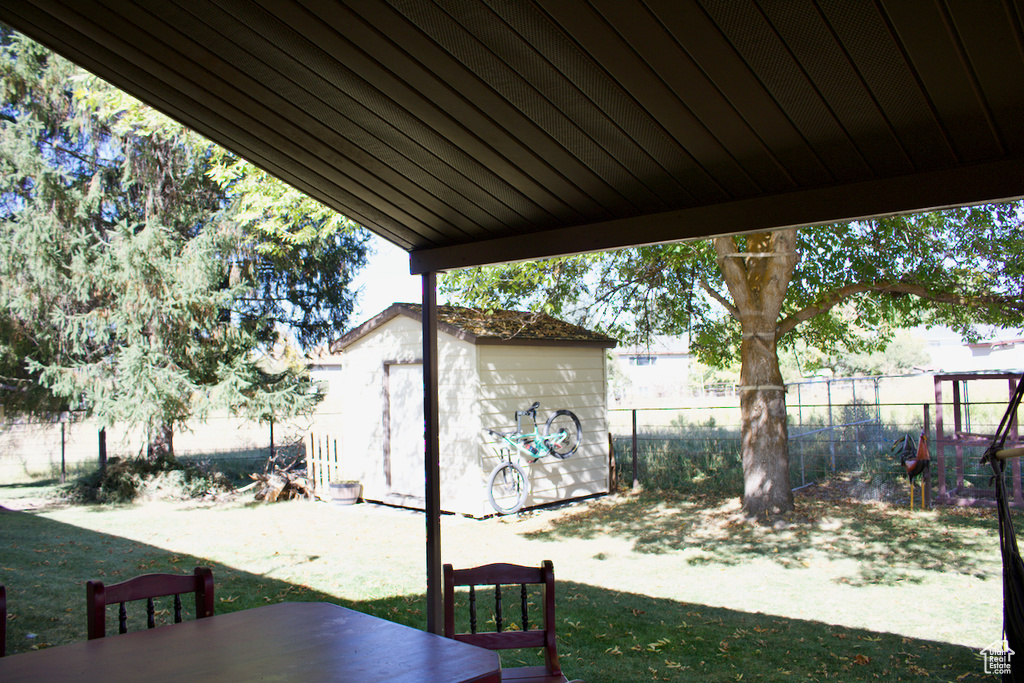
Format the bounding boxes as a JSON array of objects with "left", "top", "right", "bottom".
[
  {"left": 759, "top": 1, "right": 913, "bottom": 177},
  {"left": 3, "top": 0, "right": 1024, "bottom": 272},
  {"left": 648, "top": 0, "right": 828, "bottom": 187},
  {"left": 945, "top": 0, "right": 1024, "bottom": 154},
  {"left": 884, "top": 0, "right": 1004, "bottom": 163},
  {"left": 296, "top": 0, "right": 607, "bottom": 225},
  {"left": 180, "top": 0, "right": 508, "bottom": 244},
  {"left": 539, "top": 0, "right": 744, "bottom": 202},
  {"left": 593, "top": 0, "right": 797, "bottom": 196},
  {"left": 1, "top": 0, "right": 429, "bottom": 248},
  {"left": 405, "top": 0, "right": 671, "bottom": 215},
  {"left": 115, "top": 0, "right": 484, "bottom": 246}
]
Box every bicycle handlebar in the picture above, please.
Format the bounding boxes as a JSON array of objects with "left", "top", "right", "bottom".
[{"left": 515, "top": 401, "right": 540, "bottom": 419}]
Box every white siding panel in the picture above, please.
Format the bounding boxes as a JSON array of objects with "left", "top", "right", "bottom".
[
  {"left": 336, "top": 315, "right": 482, "bottom": 515},
  {"left": 477, "top": 345, "right": 609, "bottom": 513},
  {"left": 332, "top": 317, "right": 608, "bottom": 517},
  {"left": 437, "top": 333, "right": 480, "bottom": 515}
]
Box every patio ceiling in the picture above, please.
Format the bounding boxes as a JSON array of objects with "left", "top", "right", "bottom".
[{"left": 3, "top": 0, "right": 1024, "bottom": 275}]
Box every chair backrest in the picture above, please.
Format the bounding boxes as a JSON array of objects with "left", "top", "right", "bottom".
[
  {"left": 1, "top": 584, "right": 6, "bottom": 657},
  {"left": 443, "top": 560, "right": 561, "bottom": 676},
  {"left": 86, "top": 567, "right": 214, "bottom": 640}
]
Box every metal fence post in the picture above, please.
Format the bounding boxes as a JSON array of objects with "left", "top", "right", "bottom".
[
  {"left": 852, "top": 380, "right": 861, "bottom": 458},
  {"left": 632, "top": 409, "right": 639, "bottom": 490},
  {"left": 923, "top": 403, "right": 932, "bottom": 509},
  {"left": 874, "top": 377, "right": 882, "bottom": 447},
  {"left": 60, "top": 421, "right": 66, "bottom": 484},
  {"left": 98, "top": 428, "right": 107, "bottom": 475},
  {"left": 827, "top": 380, "right": 835, "bottom": 471},
  {"left": 796, "top": 383, "right": 802, "bottom": 427}
]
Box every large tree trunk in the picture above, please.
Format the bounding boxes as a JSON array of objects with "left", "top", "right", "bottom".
[
  {"left": 715, "top": 231, "right": 799, "bottom": 518},
  {"left": 737, "top": 324, "right": 792, "bottom": 517}
]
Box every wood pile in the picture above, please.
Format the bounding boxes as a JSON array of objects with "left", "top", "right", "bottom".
[{"left": 247, "top": 451, "right": 314, "bottom": 503}]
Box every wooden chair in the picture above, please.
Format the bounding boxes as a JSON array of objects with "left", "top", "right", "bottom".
[
  {"left": 86, "top": 567, "right": 214, "bottom": 640},
  {"left": 1, "top": 584, "right": 6, "bottom": 657},
  {"left": 443, "top": 560, "right": 583, "bottom": 683}
]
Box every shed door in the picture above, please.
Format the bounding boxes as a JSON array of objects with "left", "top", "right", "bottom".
[{"left": 386, "top": 363, "right": 425, "bottom": 500}]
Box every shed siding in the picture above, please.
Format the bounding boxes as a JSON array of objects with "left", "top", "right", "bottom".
[
  {"left": 478, "top": 345, "right": 609, "bottom": 512},
  {"left": 335, "top": 315, "right": 481, "bottom": 515}
]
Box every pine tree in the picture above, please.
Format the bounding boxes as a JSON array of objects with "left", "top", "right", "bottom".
[{"left": 0, "top": 26, "right": 368, "bottom": 456}]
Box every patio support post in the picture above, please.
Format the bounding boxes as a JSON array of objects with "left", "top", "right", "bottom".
[{"left": 422, "top": 271, "right": 443, "bottom": 634}]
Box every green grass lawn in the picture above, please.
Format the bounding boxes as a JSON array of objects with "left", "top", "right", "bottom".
[{"left": 0, "top": 481, "right": 1007, "bottom": 681}]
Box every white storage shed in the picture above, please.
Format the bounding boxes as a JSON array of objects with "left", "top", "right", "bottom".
[{"left": 318, "top": 303, "right": 616, "bottom": 517}]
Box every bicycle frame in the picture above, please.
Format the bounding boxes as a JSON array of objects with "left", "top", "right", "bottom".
[
  {"left": 483, "top": 402, "right": 580, "bottom": 515},
  {"left": 486, "top": 404, "right": 571, "bottom": 464},
  {"left": 487, "top": 428, "right": 549, "bottom": 464}
]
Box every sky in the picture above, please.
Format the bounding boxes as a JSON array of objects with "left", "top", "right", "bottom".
[{"left": 350, "top": 234, "right": 440, "bottom": 323}]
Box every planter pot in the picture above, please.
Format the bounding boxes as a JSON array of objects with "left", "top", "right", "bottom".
[{"left": 329, "top": 482, "right": 361, "bottom": 506}]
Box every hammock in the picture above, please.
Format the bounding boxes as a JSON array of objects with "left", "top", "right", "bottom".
[{"left": 980, "top": 372, "right": 1024, "bottom": 681}]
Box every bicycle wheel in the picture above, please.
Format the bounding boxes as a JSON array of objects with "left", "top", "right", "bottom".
[
  {"left": 486, "top": 461, "right": 529, "bottom": 514},
  {"left": 545, "top": 409, "right": 582, "bottom": 458}
]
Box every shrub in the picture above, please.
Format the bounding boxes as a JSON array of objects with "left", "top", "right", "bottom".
[{"left": 68, "top": 454, "right": 233, "bottom": 503}]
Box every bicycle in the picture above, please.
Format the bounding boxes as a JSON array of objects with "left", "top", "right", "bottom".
[{"left": 483, "top": 401, "right": 582, "bottom": 514}]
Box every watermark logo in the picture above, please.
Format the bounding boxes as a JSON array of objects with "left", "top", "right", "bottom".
[{"left": 981, "top": 638, "right": 1014, "bottom": 676}]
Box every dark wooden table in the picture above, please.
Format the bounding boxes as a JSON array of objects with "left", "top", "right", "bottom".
[{"left": 0, "top": 601, "right": 501, "bottom": 682}]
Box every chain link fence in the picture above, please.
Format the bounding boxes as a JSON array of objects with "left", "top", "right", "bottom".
[
  {"left": 609, "top": 373, "right": 1021, "bottom": 505},
  {"left": 0, "top": 415, "right": 309, "bottom": 485}
]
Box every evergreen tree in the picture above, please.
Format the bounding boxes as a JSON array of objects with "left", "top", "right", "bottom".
[{"left": 0, "top": 26, "right": 369, "bottom": 455}]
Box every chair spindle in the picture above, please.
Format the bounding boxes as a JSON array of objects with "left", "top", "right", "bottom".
[
  {"left": 87, "top": 567, "right": 214, "bottom": 640},
  {"left": 442, "top": 560, "right": 576, "bottom": 682},
  {"left": 469, "top": 585, "right": 477, "bottom": 634},
  {"left": 521, "top": 583, "right": 528, "bottom": 631},
  {"left": 494, "top": 584, "right": 502, "bottom": 632}
]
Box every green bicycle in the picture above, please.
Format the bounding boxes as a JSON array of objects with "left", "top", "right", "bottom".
[{"left": 484, "top": 401, "right": 582, "bottom": 514}]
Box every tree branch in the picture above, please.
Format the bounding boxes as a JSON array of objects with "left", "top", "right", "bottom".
[
  {"left": 714, "top": 236, "right": 751, "bottom": 311},
  {"left": 776, "top": 280, "right": 1023, "bottom": 337},
  {"left": 700, "top": 278, "right": 739, "bottom": 319}
]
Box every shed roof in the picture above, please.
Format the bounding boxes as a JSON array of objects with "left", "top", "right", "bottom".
[
  {"left": 3, "top": 1, "right": 1023, "bottom": 273},
  {"left": 331, "top": 303, "right": 617, "bottom": 352}
]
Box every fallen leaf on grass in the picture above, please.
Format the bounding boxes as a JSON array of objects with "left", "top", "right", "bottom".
[
  {"left": 646, "top": 638, "right": 670, "bottom": 652},
  {"left": 854, "top": 654, "right": 871, "bottom": 665}
]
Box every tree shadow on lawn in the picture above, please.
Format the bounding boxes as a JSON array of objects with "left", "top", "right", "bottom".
[
  {"left": 0, "top": 479, "right": 61, "bottom": 489},
  {"left": 0, "top": 507, "right": 980, "bottom": 682},
  {"left": 523, "top": 490, "right": 1005, "bottom": 587}
]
